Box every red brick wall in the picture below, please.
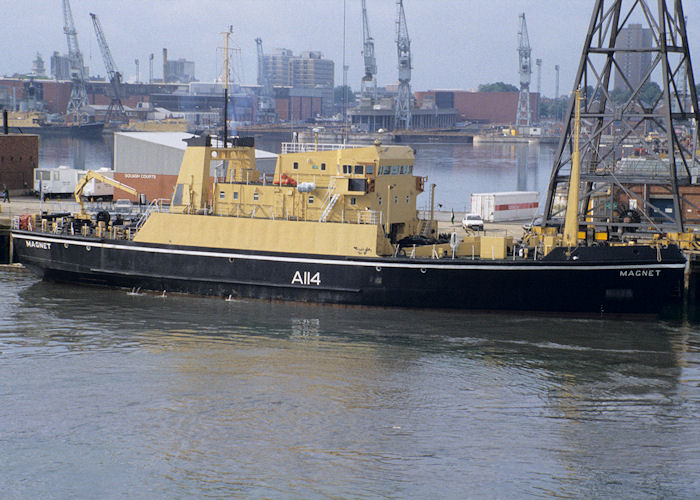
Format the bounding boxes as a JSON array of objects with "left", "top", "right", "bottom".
[
  {"left": 0, "top": 134, "right": 38, "bottom": 191},
  {"left": 415, "top": 90, "right": 540, "bottom": 124}
]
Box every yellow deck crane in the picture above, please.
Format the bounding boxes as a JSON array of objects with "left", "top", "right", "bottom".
[{"left": 74, "top": 170, "right": 139, "bottom": 215}]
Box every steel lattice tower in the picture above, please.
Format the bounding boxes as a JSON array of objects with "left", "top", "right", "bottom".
[
  {"left": 394, "top": 0, "right": 411, "bottom": 130},
  {"left": 544, "top": 0, "right": 700, "bottom": 236},
  {"left": 516, "top": 13, "right": 532, "bottom": 129},
  {"left": 63, "top": 0, "right": 88, "bottom": 116}
]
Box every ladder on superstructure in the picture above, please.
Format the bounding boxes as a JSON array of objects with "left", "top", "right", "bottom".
[{"left": 319, "top": 178, "right": 340, "bottom": 222}]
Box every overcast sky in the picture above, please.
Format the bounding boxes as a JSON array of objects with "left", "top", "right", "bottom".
[{"left": 2, "top": 0, "right": 700, "bottom": 98}]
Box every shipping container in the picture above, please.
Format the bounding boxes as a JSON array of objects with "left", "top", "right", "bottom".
[{"left": 470, "top": 191, "right": 539, "bottom": 222}]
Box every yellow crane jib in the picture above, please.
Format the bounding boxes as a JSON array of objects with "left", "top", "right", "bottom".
[{"left": 74, "top": 170, "right": 139, "bottom": 213}]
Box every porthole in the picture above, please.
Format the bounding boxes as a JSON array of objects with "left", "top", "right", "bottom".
[
  {"left": 420, "top": 268, "right": 427, "bottom": 274},
  {"left": 85, "top": 246, "right": 91, "bottom": 251},
  {"left": 64, "top": 243, "right": 69, "bottom": 248},
  {"left": 375, "top": 266, "right": 382, "bottom": 272},
  {"left": 228, "top": 257, "right": 235, "bottom": 263}
]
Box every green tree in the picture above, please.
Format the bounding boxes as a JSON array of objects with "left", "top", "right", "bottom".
[
  {"left": 334, "top": 85, "right": 356, "bottom": 104},
  {"left": 478, "top": 82, "right": 518, "bottom": 92},
  {"left": 639, "top": 81, "right": 661, "bottom": 105}
]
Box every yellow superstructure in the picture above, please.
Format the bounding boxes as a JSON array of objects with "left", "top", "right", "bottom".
[{"left": 134, "top": 136, "right": 430, "bottom": 257}]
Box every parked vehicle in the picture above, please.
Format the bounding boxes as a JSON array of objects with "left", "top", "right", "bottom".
[{"left": 462, "top": 213, "right": 484, "bottom": 231}]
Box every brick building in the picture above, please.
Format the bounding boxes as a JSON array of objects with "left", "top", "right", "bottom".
[{"left": 0, "top": 133, "right": 38, "bottom": 192}]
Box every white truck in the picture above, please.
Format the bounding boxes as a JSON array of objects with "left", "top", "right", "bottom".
[
  {"left": 470, "top": 191, "right": 540, "bottom": 222},
  {"left": 34, "top": 166, "right": 115, "bottom": 199}
]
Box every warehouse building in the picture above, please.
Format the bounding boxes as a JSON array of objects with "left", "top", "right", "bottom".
[{"left": 113, "top": 132, "right": 277, "bottom": 202}]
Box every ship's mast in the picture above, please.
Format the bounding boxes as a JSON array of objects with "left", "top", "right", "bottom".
[{"left": 220, "top": 27, "right": 233, "bottom": 147}]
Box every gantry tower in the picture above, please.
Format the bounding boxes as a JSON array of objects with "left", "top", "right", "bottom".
[
  {"left": 394, "top": 0, "right": 411, "bottom": 130},
  {"left": 361, "top": 0, "right": 377, "bottom": 102},
  {"left": 544, "top": 0, "right": 700, "bottom": 236},
  {"left": 62, "top": 0, "right": 88, "bottom": 116},
  {"left": 255, "top": 37, "right": 277, "bottom": 123},
  {"left": 90, "top": 12, "right": 128, "bottom": 123},
  {"left": 516, "top": 13, "right": 532, "bottom": 129}
]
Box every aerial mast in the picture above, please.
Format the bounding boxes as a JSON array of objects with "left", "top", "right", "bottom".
[
  {"left": 62, "top": 0, "right": 88, "bottom": 118},
  {"left": 516, "top": 12, "right": 532, "bottom": 130},
  {"left": 361, "top": 0, "right": 377, "bottom": 102},
  {"left": 394, "top": 0, "right": 412, "bottom": 130},
  {"left": 90, "top": 12, "right": 128, "bottom": 123}
]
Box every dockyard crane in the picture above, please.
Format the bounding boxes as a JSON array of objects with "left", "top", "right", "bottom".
[
  {"left": 394, "top": 0, "right": 412, "bottom": 130},
  {"left": 90, "top": 12, "right": 128, "bottom": 124},
  {"left": 62, "top": 0, "right": 88, "bottom": 117},
  {"left": 516, "top": 12, "right": 532, "bottom": 129},
  {"left": 361, "top": 0, "right": 377, "bottom": 102},
  {"left": 255, "top": 37, "right": 277, "bottom": 123}
]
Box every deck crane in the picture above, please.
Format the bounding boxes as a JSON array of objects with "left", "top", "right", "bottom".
[
  {"left": 255, "top": 37, "right": 277, "bottom": 123},
  {"left": 516, "top": 12, "right": 532, "bottom": 129},
  {"left": 90, "top": 12, "right": 128, "bottom": 124},
  {"left": 361, "top": 0, "right": 377, "bottom": 102},
  {"left": 62, "top": 0, "right": 88, "bottom": 118},
  {"left": 394, "top": 0, "right": 412, "bottom": 130}
]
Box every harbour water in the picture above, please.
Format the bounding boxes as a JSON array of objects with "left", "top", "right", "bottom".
[{"left": 2, "top": 136, "right": 698, "bottom": 496}]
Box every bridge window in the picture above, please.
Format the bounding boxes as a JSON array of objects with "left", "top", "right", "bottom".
[
  {"left": 400, "top": 165, "right": 407, "bottom": 174},
  {"left": 407, "top": 165, "right": 413, "bottom": 174},
  {"left": 342, "top": 164, "right": 352, "bottom": 174},
  {"left": 219, "top": 191, "right": 225, "bottom": 199},
  {"left": 391, "top": 165, "right": 399, "bottom": 175},
  {"left": 233, "top": 192, "right": 239, "bottom": 200},
  {"left": 350, "top": 197, "right": 356, "bottom": 205},
  {"left": 366, "top": 165, "right": 374, "bottom": 175},
  {"left": 354, "top": 165, "right": 364, "bottom": 174},
  {"left": 293, "top": 162, "right": 299, "bottom": 170},
  {"left": 253, "top": 193, "right": 259, "bottom": 201},
  {"left": 321, "top": 163, "right": 326, "bottom": 171},
  {"left": 308, "top": 195, "right": 314, "bottom": 204}
]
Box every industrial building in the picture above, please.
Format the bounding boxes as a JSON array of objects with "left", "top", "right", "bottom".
[
  {"left": 416, "top": 90, "right": 539, "bottom": 125},
  {"left": 113, "top": 132, "right": 277, "bottom": 202}
]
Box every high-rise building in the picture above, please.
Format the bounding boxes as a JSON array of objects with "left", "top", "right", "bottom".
[
  {"left": 263, "top": 48, "right": 294, "bottom": 86},
  {"left": 262, "top": 49, "right": 334, "bottom": 115},
  {"left": 614, "top": 23, "right": 652, "bottom": 91},
  {"left": 289, "top": 51, "right": 334, "bottom": 88},
  {"left": 50, "top": 51, "right": 71, "bottom": 80}
]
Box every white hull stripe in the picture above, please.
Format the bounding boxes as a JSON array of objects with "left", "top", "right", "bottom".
[{"left": 12, "top": 232, "right": 687, "bottom": 272}]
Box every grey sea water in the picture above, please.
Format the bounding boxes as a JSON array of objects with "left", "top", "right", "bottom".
[
  {"left": 0, "top": 136, "right": 695, "bottom": 497},
  {"left": 1, "top": 272, "right": 699, "bottom": 497}
]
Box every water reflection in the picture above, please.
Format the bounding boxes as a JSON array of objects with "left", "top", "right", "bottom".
[{"left": 2, "top": 259, "right": 699, "bottom": 496}]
